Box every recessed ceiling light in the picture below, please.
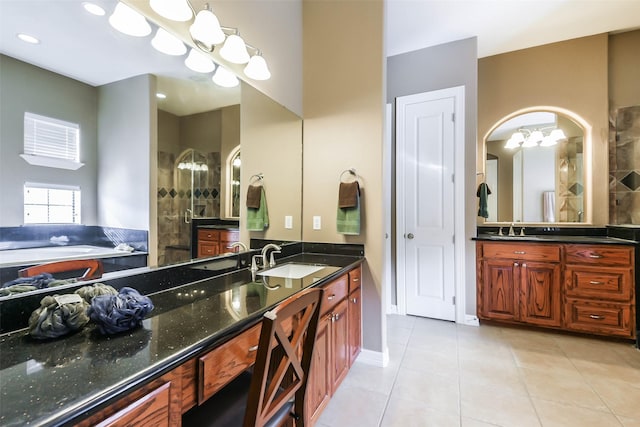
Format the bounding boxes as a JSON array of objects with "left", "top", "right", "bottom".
[
  {"left": 17, "top": 33, "right": 39, "bottom": 44},
  {"left": 82, "top": 2, "right": 106, "bottom": 16},
  {"left": 156, "top": 93, "right": 167, "bottom": 99}
]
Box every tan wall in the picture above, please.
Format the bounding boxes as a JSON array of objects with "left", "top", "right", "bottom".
[
  {"left": 478, "top": 34, "right": 609, "bottom": 225},
  {"left": 609, "top": 30, "right": 640, "bottom": 111},
  {"left": 240, "top": 85, "right": 303, "bottom": 244},
  {"left": 303, "top": 0, "right": 385, "bottom": 352}
]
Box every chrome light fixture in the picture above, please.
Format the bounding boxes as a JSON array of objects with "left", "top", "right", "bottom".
[
  {"left": 185, "top": 48, "right": 216, "bottom": 73},
  {"left": 244, "top": 53, "right": 271, "bottom": 80},
  {"left": 150, "top": 0, "right": 192, "bottom": 22},
  {"left": 212, "top": 66, "right": 239, "bottom": 88},
  {"left": 219, "top": 33, "right": 250, "bottom": 64},
  {"left": 151, "top": 28, "right": 187, "bottom": 56},
  {"left": 109, "top": 2, "right": 151, "bottom": 37},
  {"left": 505, "top": 127, "right": 567, "bottom": 149},
  {"left": 189, "top": 5, "right": 225, "bottom": 51}
]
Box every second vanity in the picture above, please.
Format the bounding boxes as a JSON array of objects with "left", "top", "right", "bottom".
[{"left": 475, "top": 226, "right": 638, "bottom": 341}]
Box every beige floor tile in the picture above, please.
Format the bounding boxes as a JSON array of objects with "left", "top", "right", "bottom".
[
  {"left": 460, "top": 365, "right": 529, "bottom": 398},
  {"left": 388, "top": 313, "right": 417, "bottom": 329},
  {"left": 461, "top": 417, "right": 501, "bottom": 427},
  {"left": 380, "top": 395, "right": 461, "bottom": 427},
  {"left": 618, "top": 415, "right": 640, "bottom": 427},
  {"left": 316, "top": 383, "right": 388, "bottom": 427},
  {"left": 401, "top": 346, "right": 459, "bottom": 377},
  {"left": 519, "top": 367, "right": 608, "bottom": 411},
  {"left": 532, "top": 398, "right": 622, "bottom": 427},
  {"left": 343, "top": 360, "right": 399, "bottom": 395},
  {"left": 511, "top": 347, "right": 581, "bottom": 377},
  {"left": 573, "top": 357, "right": 640, "bottom": 385},
  {"left": 408, "top": 329, "right": 459, "bottom": 354},
  {"left": 588, "top": 377, "right": 640, "bottom": 419},
  {"left": 461, "top": 386, "right": 541, "bottom": 427},
  {"left": 392, "top": 367, "right": 460, "bottom": 414}
]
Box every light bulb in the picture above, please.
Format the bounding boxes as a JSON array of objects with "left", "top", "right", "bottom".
[
  {"left": 184, "top": 49, "right": 216, "bottom": 73},
  {"left": 109, "top": 2, "right": 151, "bottom": 37},
  {"left": 149, "top": 0, "right": 192, "bottom": 21},
  {"left": 190, "top": 8, "right": 225, "bottom": 50},
  {"left": 151, "top": 28, "right": 187, "bottom": 56},
  {"left": 504, "top": 137, "right": 520, "bottom": 149},
  {"left": 219, "top": 34, "right": 250, "bottom": 64},
  {"left": 549, "top": 129, "right": 567, "bottom": 141},
  {"left": 244, "top": 55, "right": 271, "bottom": 80},
  {"left": 212, "top": 66, "right": 239, "bottom": 88}
]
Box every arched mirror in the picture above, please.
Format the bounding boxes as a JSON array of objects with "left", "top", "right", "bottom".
[{"left": 484, "top": 110, "right": 586, "bottom": 223}]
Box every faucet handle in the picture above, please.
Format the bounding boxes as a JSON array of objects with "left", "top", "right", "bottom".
[
  {"left": 520, "top": 227, "right": 525, "bottom": 236},
  {"left": 251, "top": 254, "right": 262, "bottom": 272},
  {"left": 269, "top": 251, "right": 281, "bottom": 267}
]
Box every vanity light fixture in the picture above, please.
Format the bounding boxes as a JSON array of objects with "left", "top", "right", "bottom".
[
  {"left": 109, "top": 2, "right": 151, "bottom": 37},
  {"left": 219, "top": 32, "right": 250, "bottom": 64},
  {"left": 82, "top": 2, "right": 106, "bottom": 16},
  {"left": 185, "top": 48, "right": 216, "bottom": 73},
  {"left": 189, "top": 4, "right": 225, "bottom": 51},
  {"left": 505, "top": 127, "right": 567, "bottom": 149},
  {"left": 151, "top": 28, "right": 187, "bottom": 56},
  {"left": 17, "top": 33, "right": 40, "bottom": 44},
  {"left": 149, "top": 0, "right": 193, "bottom": 22},
  {"left": 244, "top": 52, "right": 271, "bottom": 80},
  {"left": 156, "top": 93, "right": 167, "bottom": 99},
  {"left": 212, "top": 65, "right": 239, "bottom": 88}
]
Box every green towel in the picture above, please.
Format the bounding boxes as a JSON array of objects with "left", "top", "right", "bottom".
[
  {"left": 337, "top": 192, "right": 361, "bottom": 235},
  {"left": 246, "top": 187, "right": 269, "bottom": 231}
]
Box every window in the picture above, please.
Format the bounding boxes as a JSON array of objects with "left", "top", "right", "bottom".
[
  {"left": 21, "top": 112, "right": 84, "bottom": 170},
  {"left": 24, "top": 183, "right": 81, "bottom": 224}
]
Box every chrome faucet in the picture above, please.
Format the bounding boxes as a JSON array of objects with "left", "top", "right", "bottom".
[
  {"left": 251, "top": 254, "right": 262, "bottom": 273},
  {"left": 261, "top": 243, "right": 282, "bottom": 268},
  {"left": 227, "top": 241, "right": 248, "bottom": 253}
]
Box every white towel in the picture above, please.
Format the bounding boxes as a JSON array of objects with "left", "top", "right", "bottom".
[{"left": 543, "top": 191, "right": 555, "bottom": 222}]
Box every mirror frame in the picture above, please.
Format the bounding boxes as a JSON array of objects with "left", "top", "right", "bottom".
[{"left": 479, "top": 106, "right": 594, "bottom": 226}]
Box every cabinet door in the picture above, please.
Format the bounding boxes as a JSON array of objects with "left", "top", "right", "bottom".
[
  {"left": 481, "top": 259, "right": 519, "bottom": 321},
  {"left": 305, "top": 314, "right": 332, "bottom": 426},
  {"left": 95, "top": 382, "right": 171, "bottom": 427},
  {"left": 347, "top": 287, "right": 362, "bottom": 366},
  {"left": 197, "top": 242, "right": 219, "bottom": 258},
  {"left": 519, "top": 261, "right": 561, "bottom": 327},
  {"left": 331, "top": 299, "right": 349, "bottom": 394}
]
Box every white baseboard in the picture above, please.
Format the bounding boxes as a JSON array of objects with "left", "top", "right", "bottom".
[
  {"left": 356, "top": 347, "right": 389, "bottom": 367},
  {"left": 464, "top": 314, "right": 479, "bottom": 326},
  {"left": 386, "top": 304, "right": 398, "bottom": 315}
]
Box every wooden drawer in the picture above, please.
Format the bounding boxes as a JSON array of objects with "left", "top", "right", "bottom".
[
  {"left": 220, "top": 229, "right": 240, "bottom": 242},
  {"left": 198, "top": 229, "right": 220, "bottom": 242},
  {"left": 564, "top": 245, "right": 633, "bottom": 267},
  {"left": 197, "top": 242, "right": 218, "bottom": 258},
  {"left": 564, "top": 298, "right": 634, "bottom": 338},
  {"left": 95, "top": 382, "right": 171, "bottom": 427},
  {"left": 348, "top": 266, "right": 361, "bottom": 293},
  {"left": 564, "top": 266, "right": 633, "bottom": 301},
  {"left": 198, "top": 323, "right": 261, "bottom": 404},
  {"left": 481, "top": 242, "right": 560, "bottom": 262},
  {"left": 320, "top": 275, "right": 349, "bottom": 316}
]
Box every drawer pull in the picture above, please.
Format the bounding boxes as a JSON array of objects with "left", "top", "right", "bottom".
[
  {"left": 248, "top": 345, "right": 258, "bottom": 352},
  {"left": 588, "top": 254, "right": 603, "bottom": 259},
  {"left": 589, "top": 314, "right": 605, "bottom": 320},
  {"left": 352, "top": 278, "right": 360, "bottom": 282},
  {"left": 351, "top": 298, "right": 358, "bottom": 304},
  {"left": 589, "top": 280, "right": 605, "bottom": 285},
  {"left": 327, "top": 294, "right": 336, "bottom": 301},
  {"left": 513, "top": 251, "right": 526, "bottom": 254},
  {"left": 333, "top": 313, "right": 340, "bottom": 321}
]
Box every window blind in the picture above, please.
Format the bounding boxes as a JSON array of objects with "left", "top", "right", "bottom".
[{"left": 24, "top": 112, "right": 80, "bottom": 162}]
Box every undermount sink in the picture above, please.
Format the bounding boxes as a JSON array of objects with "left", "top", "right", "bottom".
[{"left": 257, "top": 263, "right": 325, "bottom": 279}]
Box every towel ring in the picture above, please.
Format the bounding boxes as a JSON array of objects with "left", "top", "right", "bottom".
[
  {"left": 249, "top": 173, "right": 264, "bottom": 185},
  {"left": 340, "top": 168, "right": 360, "bottom": 183}
]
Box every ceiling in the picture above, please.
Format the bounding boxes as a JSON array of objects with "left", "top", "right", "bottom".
[{"left": 385, "top": 0, "right": 640, "bottom": 58}]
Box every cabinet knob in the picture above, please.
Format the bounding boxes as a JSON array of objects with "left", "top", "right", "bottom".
[
  {"left": 327, "top": 294, "right": 335, "bottom": 301},
  {"left": 514, "top": 262, "right": 519, "bottom": 267},
  {"left": 589, "top": 314, "right": 605, "bottom": 320},
  {"left": 352, "top": 278, "right": 360, "bottom": 282},
  {"left": 248, "top": 345, "right": 258, "bottom": 352},
  {"left": 351, "top": 298, "right": 358, "bottom": 304}
]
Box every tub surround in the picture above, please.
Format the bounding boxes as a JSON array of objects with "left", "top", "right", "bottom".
[{"left": 0, "top": 242, "right": 363, "bottom": 426}]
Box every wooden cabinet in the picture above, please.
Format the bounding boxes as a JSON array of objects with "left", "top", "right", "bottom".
[
  {"left": 347, "top": 268, "right": 362, "bottom": 366},
  {"left": 94, "top": 383, "right": 171, "bottom": 427},
  {"left": 564, "top": 245, "right": 635, "bottom": 338},
  {"left": 196, "top": 229, "right": 240, "bottom": 258},
  {"left": 477, "top": 241, "right": 636, "bottom": 340},
  {"left": 479, "top": 242, "right": 561, "bottom": 327}
]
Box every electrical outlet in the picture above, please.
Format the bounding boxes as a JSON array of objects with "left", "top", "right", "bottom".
[
  {"left": 285, "top": 215, "right": 293, "bottom": 229},
  {"left": 313, "top": 216, "right": 321, "bottom": 230}
]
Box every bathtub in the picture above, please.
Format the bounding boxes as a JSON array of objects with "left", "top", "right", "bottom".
[{"left": 0, "top": 245, "right": 142, "bottom": 268}]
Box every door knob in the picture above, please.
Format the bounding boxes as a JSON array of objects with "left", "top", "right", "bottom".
[{"left": 407, "top": 233, "right": 414, "bottom": 239}]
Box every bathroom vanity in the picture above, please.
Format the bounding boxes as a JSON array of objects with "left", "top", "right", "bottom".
[
  {"left": 0, "top": 242, "right": 364, "bottom": 426},
  {"left": 475, "top": 229, "right": 638, "bottom": 341}
]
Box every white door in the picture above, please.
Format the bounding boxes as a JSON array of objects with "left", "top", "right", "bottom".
[{"left": 397, "top": 90, "right": 456, "bottom": 321}]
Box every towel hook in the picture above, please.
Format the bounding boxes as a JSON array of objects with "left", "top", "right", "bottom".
[
  {"left": 249, "top": 173, "right": 264, "bottom": 184},
  {"left": 340, "top": 168, "right": 359, "bottom": 183}
]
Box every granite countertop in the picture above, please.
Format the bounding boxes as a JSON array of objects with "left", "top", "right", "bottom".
[
  {"left": 0, "top": 253, "right": 363, "bottom": 427},
  {"left": 474, "top": 234, "right": 638, "bottom": 245}
]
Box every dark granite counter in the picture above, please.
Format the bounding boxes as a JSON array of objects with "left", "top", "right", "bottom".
[
  {"left": 474, "top": 234, "right": 637, "bottom": 245},
  {"left": 0, "top": 251, "right": 363, "bottom": 426}
]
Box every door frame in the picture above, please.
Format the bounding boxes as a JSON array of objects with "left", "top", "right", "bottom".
[{"left": 395, "top": 85, "right": 466, "bottom": 323}]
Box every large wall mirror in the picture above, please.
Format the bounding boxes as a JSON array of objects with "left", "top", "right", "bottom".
[
  {"left": 0, "top": 1, "right": 302, "bottom": 295},
  {"left": 483, "top": 110, "right": 586, "bottom": 224}
]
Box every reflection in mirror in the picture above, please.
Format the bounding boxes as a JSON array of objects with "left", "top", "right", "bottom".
[{"left": 484, "top": 111, "right": 584, "bottom": 223}]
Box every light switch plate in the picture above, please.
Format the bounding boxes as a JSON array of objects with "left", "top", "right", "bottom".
[
  {"left": 285, "top": 215, "right": 293, "bottom": 229},
  {"left": 313, "top": 216, "right": 321, "bottom": 230}
]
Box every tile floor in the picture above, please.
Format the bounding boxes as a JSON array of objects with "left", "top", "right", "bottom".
[{"left": 316, "top": 314, "right": 640, "bottom": 427}]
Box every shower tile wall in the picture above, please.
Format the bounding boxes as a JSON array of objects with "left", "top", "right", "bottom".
[
  {"left": 157, "top": 151, "right": 221, "bottom": 265},
  {"left": 610, "top": 105, "right": 640, "bottom": 224},
  {"left": 556, "top": 137, "right": 584, "bottom": 222}
]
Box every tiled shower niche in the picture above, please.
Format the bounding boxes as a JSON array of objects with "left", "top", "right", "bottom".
[{"left": 610, "top": 105, "right": 640, "bottom": 224}]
